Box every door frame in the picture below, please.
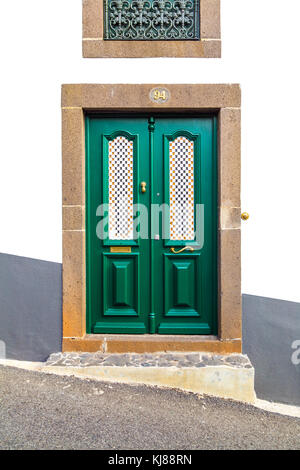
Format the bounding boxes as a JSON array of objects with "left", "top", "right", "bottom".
[{"left": 62, "top": 84, "right": 241, "bottom": 354}]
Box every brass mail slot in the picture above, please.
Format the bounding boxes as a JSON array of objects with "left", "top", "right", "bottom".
[{"left": 110, "top": 246, "right": 131, "bottom": 253}]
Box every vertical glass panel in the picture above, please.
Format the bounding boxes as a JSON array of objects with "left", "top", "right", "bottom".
[
  {"left": 169, "top": 136, "right": 194, "bottom": 240},
  {"left": 108, "top": 136, "right": 134, "bottom": 240}
]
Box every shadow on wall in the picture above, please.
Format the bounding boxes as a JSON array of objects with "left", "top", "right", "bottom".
[
  {"left": 0, "top": 253, "right": 62, "bottom": 362},
  {"left": 0, "top": 252, "right": 299, "bottom": 407},
  {"left": 243, "top": 294, "right": 300, "bottom": 407}
]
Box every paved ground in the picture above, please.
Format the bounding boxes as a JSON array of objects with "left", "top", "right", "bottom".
[{"left": 0, "top": 365, "right": 299, "bottom": 450}]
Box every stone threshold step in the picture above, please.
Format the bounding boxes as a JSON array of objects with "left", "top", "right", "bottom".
[
  {"left": 45, "top": 352, "right": 256, "bottom": 404},
  {"left": 47, "top": 352, "right": 252, "bottom": 369}
]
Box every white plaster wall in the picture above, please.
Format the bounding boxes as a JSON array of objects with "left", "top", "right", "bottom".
[{"left": 0, "top": 0, "right": 299, "bottom": 302}]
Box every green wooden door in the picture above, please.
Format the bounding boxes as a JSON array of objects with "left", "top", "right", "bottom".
[{"left": 86, "top": 115, "right": 217, "bottom": 335}]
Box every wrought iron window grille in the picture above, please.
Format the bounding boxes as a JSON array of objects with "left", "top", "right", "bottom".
[{"left": 104, "top": 0, "right": 200, "bottom": 41}]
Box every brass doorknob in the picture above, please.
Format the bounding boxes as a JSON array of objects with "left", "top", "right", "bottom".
[
  {"left": 140, "top": 181, "right": 147, "bottom": 193},
  {"left": 241, "top": 212, "right": 250, "bottom": 221}
]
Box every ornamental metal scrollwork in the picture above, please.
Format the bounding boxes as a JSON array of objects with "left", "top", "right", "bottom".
[{"left": 104, "top": 0, "right": 200, "bottom": 40}]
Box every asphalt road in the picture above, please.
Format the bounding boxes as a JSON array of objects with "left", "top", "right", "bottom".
[{"left": 0, "top": 365, "right": 299, "bottom": 450}]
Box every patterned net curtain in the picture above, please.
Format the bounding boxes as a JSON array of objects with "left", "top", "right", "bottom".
[
  {"left": 104, "top": 0, "right": 200, "bottom": 40},
  {"left": 169, "top": 136, "right": 194, "bottom": 241},
  {"left": 108, "top": 136, "right": 134, "bottom": 240}
]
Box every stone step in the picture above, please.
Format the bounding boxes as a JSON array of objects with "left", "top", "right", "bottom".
[
  {"left": 45, "top": 352, "right": 256, "bottom": 403},
  {"left": 46, "top": 352, "right": 252, "bottom": 368}
]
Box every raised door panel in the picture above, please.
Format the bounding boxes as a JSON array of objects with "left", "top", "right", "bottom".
[
  {"left": 164, "top": 253, "right": 200, "bottom": 316},
  {"left": 103, "top": 253, "right": 139, "bottom": 316}
]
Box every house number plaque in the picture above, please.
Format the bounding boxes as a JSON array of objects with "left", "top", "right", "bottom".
[
  {"left": 150, "top": 87, "right": 170, "bottom": 103},
  {"left": 104, "top": 0, "right": 200, "bottom": 41}
]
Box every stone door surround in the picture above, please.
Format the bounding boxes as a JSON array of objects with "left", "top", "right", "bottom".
[
  {"left": 62, "top": 83, "right": 241, "bottom": 353},
  {"left": 82, "top": 0, "right": 221, "bottom": 58}
]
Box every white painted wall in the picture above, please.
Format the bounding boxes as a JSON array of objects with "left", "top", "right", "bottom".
[{"left": 0, "top": 0, "right": 299, "bottom": 302}]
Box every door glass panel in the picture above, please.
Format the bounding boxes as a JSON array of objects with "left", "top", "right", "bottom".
[
  {"left": 108, "top": 136, "right": 134, "bottom": 240},
  {"left": 169, "top": 136, "right": 194, "bottom": 240}
]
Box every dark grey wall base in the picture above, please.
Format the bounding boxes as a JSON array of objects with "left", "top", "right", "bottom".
[
  {"left": 0, "top": 253, "right": 62, "bottom": 362},
  {"left": 243, "top": 294, "right": 300, "bottom": 407},
  {"left": 0, "top": 252, "right": 299, "bottom": 406}
]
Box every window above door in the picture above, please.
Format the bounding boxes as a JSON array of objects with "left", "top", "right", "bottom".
[
  {"left": 103, "top": 0, "right": 200, "bottom": 41},
  {"left": 82, "top": 0, "right": 221, "bottom": 58}
]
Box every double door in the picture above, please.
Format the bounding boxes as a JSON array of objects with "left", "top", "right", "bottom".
[{"left": 86, "top": 115, "right": 217, "bottom": 334}]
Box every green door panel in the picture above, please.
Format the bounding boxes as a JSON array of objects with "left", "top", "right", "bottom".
[
  {"left": 86, "top": 114, "right": 218, "bottom": 335},
  {"left": 103, "top": 254, "right": 139, "bottom": 315},
  {"left": 164, "top": 253, "right": 200, "bottom": 317}
]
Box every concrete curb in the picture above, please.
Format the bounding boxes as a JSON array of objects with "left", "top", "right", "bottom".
[{"left": 254, "top": 399, "right": 300, "bottom": 419}]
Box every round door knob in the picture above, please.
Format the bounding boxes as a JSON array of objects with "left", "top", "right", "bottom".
[{"left": 241, "top": 212, "right": 250, "bottom": 221}]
